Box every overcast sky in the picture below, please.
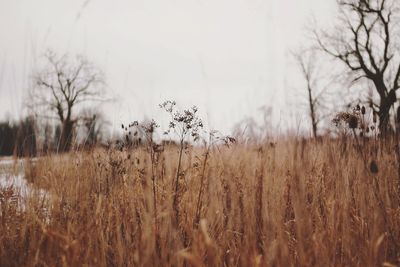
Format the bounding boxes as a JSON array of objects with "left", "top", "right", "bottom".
[{"left": 0, "top": 0, "right": 336, "bottom": 135}]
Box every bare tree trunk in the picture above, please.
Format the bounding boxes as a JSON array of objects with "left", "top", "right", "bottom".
[
  {"left": 60, "top": 120, "right": 74, "bottom": 152},
  {"left": 378, "top": 89, "right": 396, "bottom": 135},
  {"left": 308, "top": 84, "right": 318, "bottom": 138}
]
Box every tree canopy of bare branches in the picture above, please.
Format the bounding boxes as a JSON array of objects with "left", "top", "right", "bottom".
[
  {"left": 314, "top": 0, "right": 400, "bottom": 134},
  {"left": 32, "top": 50, "right": 105, "bottom": 151}
]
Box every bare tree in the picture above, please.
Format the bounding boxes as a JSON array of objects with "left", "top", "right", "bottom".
[
  {"left": 293, "top": 50, "right": 330, "bottom": 138},
  {"left": 314, "top": 0, "right": 400, "bottom": 134},
  {"left": 32, "top": 50, "right": 104, "bottom": 151}
]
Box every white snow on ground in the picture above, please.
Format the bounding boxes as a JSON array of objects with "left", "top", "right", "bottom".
[
  {"left": 0, "top": 172, "right": 26, "bottom": 189},
  {"left": 0, "top": 157, "right": 38, "bottom": 166},
  {"left": 0, "top": 157, "right": 19, "bottom": 166},
  {"left": 0, "top": 158, "right": 48, "bottom": 208}
]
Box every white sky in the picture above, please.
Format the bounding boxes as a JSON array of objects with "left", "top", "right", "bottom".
[{"left": 0, "top": 0, "right": 336, "bottom": 135}]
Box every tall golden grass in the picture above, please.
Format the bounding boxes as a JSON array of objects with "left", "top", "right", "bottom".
[{"left": 0, "top": 137, "right": 399, "bottom": 266}]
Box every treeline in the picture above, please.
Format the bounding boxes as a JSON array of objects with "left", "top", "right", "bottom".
[
  {"left": 0, "top": 117, "right": 36, "bottom": 157},
  {"left": 0, "top": 114, "right": 103, "bottom": 157}
]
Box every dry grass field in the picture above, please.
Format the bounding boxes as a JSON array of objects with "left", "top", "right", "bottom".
[{"left": 1, "top": 137, "right": 400, "bottom": 266}]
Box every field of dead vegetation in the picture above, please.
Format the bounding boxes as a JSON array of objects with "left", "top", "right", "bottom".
[{"left": 0, "top": 137, "right": 400, "bottom": 267}]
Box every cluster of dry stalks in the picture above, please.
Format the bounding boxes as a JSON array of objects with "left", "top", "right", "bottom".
[{"left": 1, "top": 135, "right": 400, "bottom": 266}]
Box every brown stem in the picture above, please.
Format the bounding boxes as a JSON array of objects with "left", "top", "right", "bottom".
[
  {"left": 173, "top": 140, "right": 184, "bottom": 227},
  {"left": 193, "top": 148, "right": 210, "bottom": 228}
]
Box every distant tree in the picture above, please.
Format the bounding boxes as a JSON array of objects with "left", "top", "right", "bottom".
[
  {"left": 14, "top": 116, "right": 37, "bottom": 157},
  {"left": 293, "top": 50, "right": 331, "bottom": 138},
  {"left": 80, "top": 108, "right": 107, "bottom": 147},
  {"left": 314, "top": 0, "right": 400, "bottom": 134},
  {"left": 32, "top": 50, "right": 105, "bottom": 151},
  {"left": 0, "top": 121, "right": 17, "bottom": 156},
  {"left": 42, "top": 122, "right": 53, "bottom": 153},
  {"left": 0, "top": 117, "right": 37, "bottom": 157},
  {"left": 54, "top": 125, "right": 62, "bottom": 151},
  {"left": 232, "top": 106, "right": 272, "bottom": 142}
]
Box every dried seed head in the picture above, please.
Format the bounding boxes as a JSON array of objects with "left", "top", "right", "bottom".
[
  {"left": 333, "top": 112, "right": 358, "bottom": 129},
  {"left": 348, "top": 115, "right": 358, "bottom": 129},
  {"left": 370, "top": 160, "right": 379, "bottom": 174}
]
